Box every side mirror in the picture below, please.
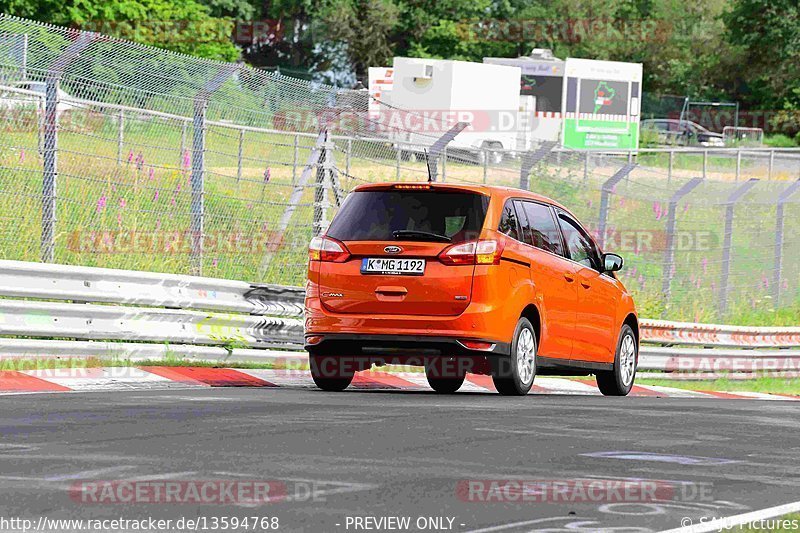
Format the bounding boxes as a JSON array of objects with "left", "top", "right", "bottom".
[{"left": 603, "top": 253, "right": 624, "bottom": 273}]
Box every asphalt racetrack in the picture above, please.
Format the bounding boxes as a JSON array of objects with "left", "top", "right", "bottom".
[{"left": 1, "top": 387, "right": 799, "bottom": 532}]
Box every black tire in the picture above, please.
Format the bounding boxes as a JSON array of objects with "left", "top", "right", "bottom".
[
  {"left": 491, "top": 318, "right": 536, "bottom": 396},
  {"left": 596, "top": 324, "right": 637, "bottom": 396},
  {"left": 309, "top": 353, "right": 355, "bottom": 392},
  {"left": 425, "top": 359, "right": 465, "bottom": 394}
]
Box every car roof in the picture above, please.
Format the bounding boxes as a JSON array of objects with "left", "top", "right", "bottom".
[{"left": 352, "top": 182, "right": 570, "bottom": 212}]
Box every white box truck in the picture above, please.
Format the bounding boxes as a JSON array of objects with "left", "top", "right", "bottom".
[{"left": 377, "top": 57, "right": 523, "bottom": 163}]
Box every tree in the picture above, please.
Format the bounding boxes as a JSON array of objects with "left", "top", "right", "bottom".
[
  {"left": 0, "top": 0, "right": 241, "bottom": 61},
  {"left": 726, "top": 0, "right": 800, "bottom": 112}
]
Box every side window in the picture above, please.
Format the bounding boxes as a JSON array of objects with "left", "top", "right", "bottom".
[
  {"left": 515, "top": 200, "right": 532, "bottom": 245},
  {"left": 497, "top": 201, "right": 520, "bottom": 241},
  {"left": 521, "top": 201, "right": 563, "bottom": 255},
  {"left": 557, "top": 213, "right": 600, "bottom": 270}
]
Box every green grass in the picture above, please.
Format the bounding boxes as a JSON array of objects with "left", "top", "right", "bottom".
[
  {"left": 735, "top": 513, "right": 800, "bottom": 532},
  {"left": 636, "top": 375, "right": 800, "bottom": 395}
]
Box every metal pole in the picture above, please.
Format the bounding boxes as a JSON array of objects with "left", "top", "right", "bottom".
[
  {"left": 441, "top": 147, "right": 447, "bottom": 182},
  {"left": 237, "top": 129, "right": 244, "bottom": 183},
  {"left": 292, "top": 133, "right": 299, "bottom": 185},
  {"left": 597, "top": 163, "right": 637, "bottom": 249},
  {"left": 768, "top": 149, "right": 774, "bottom": 180},
  {"left": 702, "top": 150, "right": 708, "bottom": 179},
  {"left": 41, "top": 76, "right": 59, "bottom": 263},
  {"left": 116, "top": 109, "right": 124, "bottom": 166},
  {"left": 583, "top": 151, "right": 589, "bottom": 185},
  {"left": 719, "top": 178, "right": 759, "bottom": 317},
  {"left": 668, "top": 150, "right": 673, "bottom": 184},
  {"left": 660, "top": 178, "right": 703, "bottom": 315},
  {"left": 190, "top": 98, "right": 207, "bottom": 275},
  {"left": 313, "top": 130, "right": 329, "bottom": 236},
  {"left": 180, "top": 121, "right": 187, "bottom": 168},
  {"left": 346, "top": 138, "right": 352, "bottom": 179},
  {"left": 735, "top": 149, "right": 741, "bottom": 182},
  {"left": 483, "top": 148, "right": 489, "bottom": 184},
  {"left": 773, "top": 180, "right": 800, "bottom": 305},
  {"left": 396, "top": 143, "right": 401, "bottom": 181}
]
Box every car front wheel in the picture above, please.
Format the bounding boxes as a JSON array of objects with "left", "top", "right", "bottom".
[
  {"left": 596, "top": 324, "right": 637, "bottom": 396},
  {"left": 491, "top": 317, "right": 536, "bottom": 396}
]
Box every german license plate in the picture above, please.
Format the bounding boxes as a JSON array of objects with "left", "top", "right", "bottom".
[{"left": 361, "top": 258, "right": 426, "bottom": 276}]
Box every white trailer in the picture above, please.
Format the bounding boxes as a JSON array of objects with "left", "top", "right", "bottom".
[{"left": 379, "top": 57, "right": 523, "bottom": 161}]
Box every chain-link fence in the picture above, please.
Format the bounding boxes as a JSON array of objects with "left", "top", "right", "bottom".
[{"left": 1, "top": 15, "right": 800, "bottom": 323}]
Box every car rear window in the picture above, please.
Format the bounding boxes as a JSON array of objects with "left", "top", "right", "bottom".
[{"left": 326, "top": 190, "right": 489, "bottom": 243}]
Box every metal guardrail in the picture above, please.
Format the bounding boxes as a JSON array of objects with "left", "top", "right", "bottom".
[{"left": 0, "top": 260, "right": 798, "bottom": 374}]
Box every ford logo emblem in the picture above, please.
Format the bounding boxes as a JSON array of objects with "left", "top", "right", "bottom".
[{"left": 384, "top": 245, "right": 402, "bottom": 254}]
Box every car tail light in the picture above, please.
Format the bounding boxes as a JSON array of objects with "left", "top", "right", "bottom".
[
  {"left": 309, "top": 236, "right": 350, "bottom": 263},
  {"left": 438, "top": 239, "right": 504, "bottom": 266}
]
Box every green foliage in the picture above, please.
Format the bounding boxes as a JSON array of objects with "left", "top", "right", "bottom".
[
  {"left": 0, "top": 0, "right": 240, "bottom": 61},
  {"left": 726, "top": 0, "right": 800, "bottom": 111},
  {"left": 764, "top": 134, "right": 799, "bottom": 148}
]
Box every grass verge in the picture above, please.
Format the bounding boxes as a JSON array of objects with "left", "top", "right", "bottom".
[{"left": 636, "top": 375, "right": 800, "bottom": 396}]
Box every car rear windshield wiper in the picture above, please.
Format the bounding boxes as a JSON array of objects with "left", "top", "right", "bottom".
[{"left": 392, "top": 230, "right": 452, "bottom": 243}]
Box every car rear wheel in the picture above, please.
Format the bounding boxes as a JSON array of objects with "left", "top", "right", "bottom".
[
  {"left": 491, "top": 318, "right": 536, "bottom": 396},
  {"left": 425, "top": 359, "right": 466, "bottom": 394},
  {"left": 596, "top": 324, "right": 637, "bottom": 396},
  {"left": 309, "top": 354, "right": 355, "bottom": 392}
]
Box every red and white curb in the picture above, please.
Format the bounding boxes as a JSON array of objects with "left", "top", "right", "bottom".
[{"left": 0, "top": 367, "right": 797, "bottom": 401}]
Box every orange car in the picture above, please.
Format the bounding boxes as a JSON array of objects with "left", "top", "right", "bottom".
[{"left": 305, "top": 182, "right": 638, "bottom": 396}]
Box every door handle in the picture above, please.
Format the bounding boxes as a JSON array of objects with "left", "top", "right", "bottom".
[
  {"left": 581, "top": 281, "right": 591, "bottom": 289},
  {"left": 564, "top": 274, "right": 575, "bottom": 283}
]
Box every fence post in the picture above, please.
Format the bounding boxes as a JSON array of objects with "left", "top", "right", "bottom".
[
  {"left": 41, "top": 76, "right": 59, "bottom": 263},
  {"left": 180, "top": 121, "right": 187, "bottom": 167},
  {"left": 597, "top": 163, "right": 636, "bottom": 248},
  {"left": 519, "top": 141, "right": 556, "bottom": 191},
  {"left": 668, "top": 150, "right": 673, "bottom": 184},
  {"left": 313, "top": 130, "right": 332, "bottom": 236},
  {"left": 188, "top": 63, "right": 239, "bottom": 274},
  {"left": 236, "top": 129, "right": 244, "bottom": 183},
  {"left": 40, "top": 31, "right": 96, "bottom": 263},
  {"left": 773, "top": 179, "right": 800, "bottom": 306},
  {"left": 292, "top": 133, "right": 299, "bottom": 185},
  {"left": 396, "top": 143, "right": 402, "bottom": 181},
  {"left": 702, "top": 150, "right": 708, "bottom": 179},
  {"left": 483, "top": 147, "right": 489, "bottom": 184},
  {"left": 735, "top": 149, "right": 741, "bottom": 181},
  {"left": 346, "top": 138, "right": 352, "bottom": 180},
  {"left": 768, "top": 149, "right": 774, "bottom": 180},
  {"left": 190, "top": 97, "right": 207, "bottom": 275},
  {"left": 583, "top": 151, "right": 589, "bottom": 185},
  {"left": 719, "top": 178, "right": 759, "bottom": 317},
  {"left": 660, "top": 177, "right": 703, "bottom": 315},
  {"left": 116, "top": 109, "right": 124, "bottom": 166}
]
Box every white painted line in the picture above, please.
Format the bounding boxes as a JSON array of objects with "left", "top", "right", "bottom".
[
  {"left": 659, "top": 499, "right": 800, "bottom": 533},
  {"left": 724, "top": 391, "right": 786, "bottom": 401},
  {"left": 463, "top": 516, "right": 580, "bottom": 533}
]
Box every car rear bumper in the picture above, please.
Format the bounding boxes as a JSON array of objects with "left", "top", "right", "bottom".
[{"left": 305, "top": 333, "right": 511, "bottom": 358}]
